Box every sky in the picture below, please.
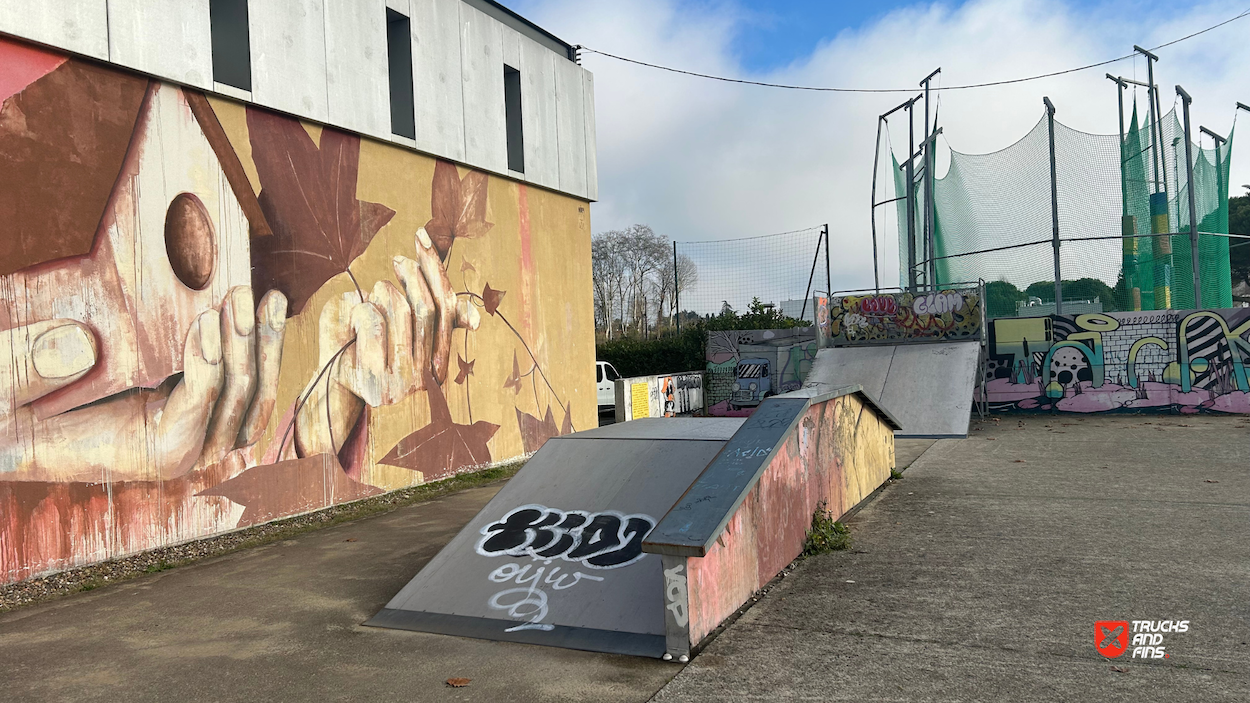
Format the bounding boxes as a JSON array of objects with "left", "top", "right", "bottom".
[{"left": 499, "top": 0, "right": 1250, "bottom": 294}]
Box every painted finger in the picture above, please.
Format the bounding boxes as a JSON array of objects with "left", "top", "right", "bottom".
[
  {"left": 369, "top": 280, "right": 413, "bottom": 376},
  {"left": 154, "top": 310, "right": 224, "bottom": 478},
  {"left": 238, "top": 290, "right": 288, "bottom": 447},
  {"left": 393, "top": 254, "right": 436, "bottom": 389},
  {"left": 340, "top": 301, "right": 387, "bottom": 407},
  {"left": 318, "top": 292, "right": 358, "bottom": 368},
  {"left": 203, "top": 287, "right": 259, "bottom": 461},
  {"left": 414, "top": 227, "right": 456, "bottom": 384},
  {"left": 0, "top": 319, "right": 97, "bottom": 414}
]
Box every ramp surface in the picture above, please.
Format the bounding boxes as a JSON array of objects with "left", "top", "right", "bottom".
[
  {"left": 806, "top": 341, "right": 981, "bottom": 438},
  {"left": 365, "top": 419, "right": 736, "bottom": 657}
]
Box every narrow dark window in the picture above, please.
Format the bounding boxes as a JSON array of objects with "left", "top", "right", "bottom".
[
  {"left": 504, "top": 64, "right": 524, "bottom": 173},
  {"left": 210, "top": 0, "right": 252, "bottom": 91},
  {"left": 387, "top": 9, "right": 416, "bottom": 139}
]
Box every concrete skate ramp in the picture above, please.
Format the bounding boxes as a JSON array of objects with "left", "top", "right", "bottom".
[
  {"left": 364, "top": 418, "right": 744, "bottom": 657},
  {"left": 805, "top": 341, "right": 981, "bottom": 438}
]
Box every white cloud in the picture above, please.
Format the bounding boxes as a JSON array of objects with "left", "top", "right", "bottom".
[{"left": 512, "top": 0, "right": 1250, "bottom": 295}]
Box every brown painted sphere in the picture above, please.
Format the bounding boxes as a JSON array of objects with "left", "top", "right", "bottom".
[{"left": 164, "top": 193, "right": 216, "bottom": 290}]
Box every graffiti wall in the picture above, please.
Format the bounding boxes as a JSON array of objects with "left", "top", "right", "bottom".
[
  {"left": 827, "top": 287, "right": 982, "bottom": 345},
  {"left": 0, "top": 37, "right": 595, "bottom": 584},
  {"left": 981, "top": 309, "right": 1250, "bottom": 414},
  {"left": 615, "top": 373, "right": 704, "bottom": 422},
  {"left": 705, "top": 329, "right": 817, "bottom": 417}
]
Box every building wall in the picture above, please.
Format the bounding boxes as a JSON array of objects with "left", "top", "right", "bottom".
[
  {"left": 981, "top": 309, "right": 1250, "bottom": 414},
  {"left": 0, "top": 0, "right": 597, "bottom": 200},
  {"left": 0, "top": 36, "right": 597, "bottom": 584}
]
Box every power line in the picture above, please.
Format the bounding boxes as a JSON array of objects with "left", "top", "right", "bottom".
[{"left": 576, "top": 6, "right": 1250, "bottom": 94}]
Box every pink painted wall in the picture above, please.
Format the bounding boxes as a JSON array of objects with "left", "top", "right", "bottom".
[{"left": 683, "top": 392, "right": 894, "bottom": 645}]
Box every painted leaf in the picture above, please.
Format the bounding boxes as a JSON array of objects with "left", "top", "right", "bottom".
[
  {"left": 503, "top": 352, "right": 523, "bottom": 395},
  {"left": 380, "top": 371, "right": 499, "bottom": 481},
  {"left": 247, "top": 108, "right": 395, "bottom": 315},
  {"left": 517, "top": 406, "right": 559, "bottom": 454},
  {"left": 482, "top": 283, "right": 506, "bottom": 316},
  {"left": 561, "top": 402, "right": 574, "bottom": 435},
  {"left": 424, "top": 160, "right": 494, "bottom": 259},
  {"left": 454, "top": 355, "right": 475, "bottom": 385},
  {"left": 197, "top": 453, "right": 383, "bottom": 528}
]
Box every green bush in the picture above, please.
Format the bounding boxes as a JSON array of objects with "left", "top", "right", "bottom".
[
  {"left": 596, "top": 326, "right": 705, "bottom": 378},
  {"left": 595, "top": 298, "right": 808, "bottom": 379}
]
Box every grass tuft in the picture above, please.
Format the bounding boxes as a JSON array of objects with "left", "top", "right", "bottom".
[{"left": 802, "top": 502, "right": 851, "bottom": 556}]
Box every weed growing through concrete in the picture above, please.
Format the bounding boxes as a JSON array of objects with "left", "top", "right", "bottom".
[
  {"left": 890, "top": 468, "right": 904, "bottom": 481},
  {"left": 803, "top": 502, "right": 851, "bottom": 556}
]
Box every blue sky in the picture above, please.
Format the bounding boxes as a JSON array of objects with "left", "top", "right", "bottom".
[{"left": 495, "top": 0, "right": 1250, "bottom": 291}]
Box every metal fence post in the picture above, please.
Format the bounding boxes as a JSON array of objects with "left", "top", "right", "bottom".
[
  {"left": 1044, "top": 97, "right": 1062, "bottom": 314},
  {"left": 1177, "top": 85, "right": 1202, "bottom": 309},
  {"left": 673, "top": 240, "right": 680, "bottom": 332},
  {"left": 823, "top": 223, "right": 831, "bottom": 301}
]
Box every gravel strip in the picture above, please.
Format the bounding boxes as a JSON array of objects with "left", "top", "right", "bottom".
[{"left": 0, "top": 459, "right": 525, "bottom": 613}]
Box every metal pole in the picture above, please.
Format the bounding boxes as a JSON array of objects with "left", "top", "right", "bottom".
[
  {"left": 906, "top": 99, "right": 917, "bottom": 291},
  {"left": 1177, "top": 85, "right": 1202, "bottom": 309},
  {"left": 874, "top": 95, "right": 919, "bottom": 293},
  {"left": 1109, "top": 74, "right": 1140, "bottom": 310},
  {"left": 673, "top": 240, "right": 680, "bottom": 333},
  {"left": 920, "top": 68, "right": 940, "bottom": 290},
  {"left": 870, "top": 118, "right": 882, "bottom": 293},
  {"left": 1137, "top": 47, "right": 1173, "bottom": 308},
  {"left": 1135, "top": 47, "right": 1167, "bottom": 196},
  {"left": 1044, "top": 97, "right": 1063, "bottom": 313},
  {"left": 823, "top": 223, "right": 831, "bottom": 303},
  {"left": 799, "top": 228, "right": 822, "bottom": 322}
]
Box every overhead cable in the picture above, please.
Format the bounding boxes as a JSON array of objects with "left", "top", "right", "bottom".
[{"left": 576, "top": 6, "right": 1250, "bottom": 94}]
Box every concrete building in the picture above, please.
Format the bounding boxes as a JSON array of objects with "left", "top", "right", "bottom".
[
  {"left": 0, "top": 0, "right": 597, "bottom": 201},
  {"left": 0, "top": 1, "right": 598, "bottom": 584}
]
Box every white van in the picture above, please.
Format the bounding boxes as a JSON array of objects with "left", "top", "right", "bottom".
[{"left": 596, "top": 361, "right": 621, "bottom": 409}]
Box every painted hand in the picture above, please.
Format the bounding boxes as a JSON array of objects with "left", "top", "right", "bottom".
[
  {"left": 295, "top": 228, "right": 480, "bottom": 457},
  {"left": 0, "top": 287, "right": 287, "bottom": 482}
]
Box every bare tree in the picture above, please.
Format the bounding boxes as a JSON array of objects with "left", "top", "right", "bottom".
[
  {"left": 655, "top": 253, "right": 698, "bottom": 328},
  {"left": 591, "top": 225, "right": 698, "bottom": 338}
]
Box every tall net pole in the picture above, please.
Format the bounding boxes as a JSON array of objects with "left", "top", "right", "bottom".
[
  {"left": 1044, "top": 97, "right": 1063, "bottom": 313},
  {"left": 1177, "top": 84, "right": 1202, "bottom": 309}
]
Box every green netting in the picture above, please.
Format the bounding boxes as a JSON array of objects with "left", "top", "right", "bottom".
[{"left": 894, "top": 105, "right": 1234, "bottom": 318}]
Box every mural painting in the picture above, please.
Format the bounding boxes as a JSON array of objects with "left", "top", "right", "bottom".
[
  {"left": 0, "top": 37, "right": 594, "bottom": 584},
  {"left": 705, "top": 329, "right": 817, "bottom": 416},
  {"left": 827, "top": 287, "right": 982, "bottom": 345},
  {"left": 980, "top": 309, "right": 1250, "bottom": 414},
  {"left": 616, "top": 372, "right": 703, "bottom": 421}
]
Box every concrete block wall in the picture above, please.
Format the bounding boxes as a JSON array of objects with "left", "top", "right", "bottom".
[{"left": 0, "top": 0, "right": 597, "bottom": 201}]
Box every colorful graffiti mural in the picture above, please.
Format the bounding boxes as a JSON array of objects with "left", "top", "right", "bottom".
[
  {"left": 705, "top": 329, "right": 818, "bottom": 417},
  {"left": 0, "top": 37, "right": 594, "bottom": 584},
  {"left": 827, "top": 287, "right": 982, "bottom": 345},
  {"left": 617, "top": 372, "right": 704, "bottom": 422},
  {"left": 980, "top": 309, "right": 1250, "bottom": 414}
]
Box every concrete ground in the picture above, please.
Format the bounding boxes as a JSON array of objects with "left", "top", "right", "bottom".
[
  {"left": 2, "top": 416, "right": 1245, "bottom": 702},
  {"left": 0, "top": 483, "right": 677, "bottom": 702},
  {"left": 654, "top": 415, "right": 1250, "bottom": 702}
]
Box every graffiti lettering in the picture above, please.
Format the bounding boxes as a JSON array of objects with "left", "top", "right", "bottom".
[
  {"left": 663, "top": 563, "right": 689, "bottom": 627},
  {"left": 859, "top": 296, "right": 898, "bottom": 316},
  {"left": 912, "top": 291, "right": 964, "bottom": 316},
  {"left": 477, "top": 505, "right": 656, "bottom": 569}
]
